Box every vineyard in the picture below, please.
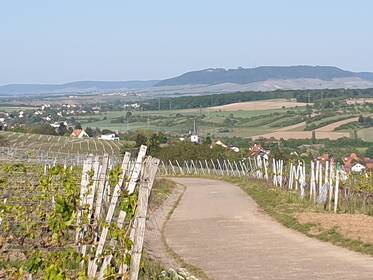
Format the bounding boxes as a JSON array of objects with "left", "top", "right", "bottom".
[
  {"left": 0, "top": 146, "right": 159, "bottom": 279},
  {"left": 0, "top": 132, "right": 131, "bottom": 155},
  {"left": 159, "top": 157, "right": 373, "bottom": 215}
]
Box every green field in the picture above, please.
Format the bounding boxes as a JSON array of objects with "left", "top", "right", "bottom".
[
  {"left": 76, "top": 107, "right": 307, "bottom": 138},
  {"left": 358, "top": 127, "right": 373, "bottom": 142}
]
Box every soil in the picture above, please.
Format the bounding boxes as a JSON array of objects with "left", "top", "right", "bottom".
[
  {"left": 252, "top": 131, "right": 350, "bottom": 140},
  {"left": 296, "top": 212, "right": 373, "bottom": 244}
]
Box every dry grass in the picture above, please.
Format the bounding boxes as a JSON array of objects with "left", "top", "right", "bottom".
[
  {"left": 252, "top": 131, "right": 350, "bottom": 140},
  {"left": 315, "top": 117, "right": 359, "bottom": 131},
  {"left": 210, "top": 99, "right": 309, "bottom": 111},
  {"left": 252, "top": 117, "right": 356, "bottom": 140},
  {"left": 346, "top": 98, "right": 373, "bottom": 105},
  {"left": 297, "top": 213, "right": 373, "bottom": 244},
  {"left": 276, "top": 122, "right": 306, "bottom": 131}
]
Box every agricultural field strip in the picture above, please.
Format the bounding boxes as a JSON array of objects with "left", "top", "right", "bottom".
[
  {"left": 315, "top": 117, "right": 359, "bottom": 132},
  {"left": 252, "top": 117, "right": 355, "bottom": 140},
  {"left": 276, "top": 122, "right": 306, "bottom": 131},
  {"left": 204, "top": 99, "right": 309, "bottom": 111}
]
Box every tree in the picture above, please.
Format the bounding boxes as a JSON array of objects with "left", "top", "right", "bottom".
[
  {"left": 135, "top": 133, "right": 147, "bottom": 148},
  {"left": 147, "top": 133, "right": 160, "bottom": 155},
  {"left": 57, "top": 123, "right": 68, "bottom": 136},
  {"left": 203, "top": 136, "right": 212, "bottom": 145},
  {"left": 85, "top": 127, "right": 94, "bottom": 137},
  {"left": 125, "top": 111, "right": 132, "bottom": 119},
  {"left": 74, "top": 123, "right": 82, "bottom": 129},
  {"left": 365, "top": 146, "right": 373, "bottom": 158}
]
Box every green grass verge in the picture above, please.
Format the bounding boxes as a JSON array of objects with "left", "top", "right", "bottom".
[
  {"left": 149, "top": 178, "right": 177, "bottom": 211},
  {"left": 138, "top": 178, "right": 177, "bottom": 279},
  {"left": 224, "top": 177, "right": 373, "bottom": 257}
]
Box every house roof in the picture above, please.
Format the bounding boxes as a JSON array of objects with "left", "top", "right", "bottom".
[
  {"left": 71, "top": 129, "right": 84, "bottom": 137},
  {"left": 343, "top": 153, "right": 360, "bottom": 170},
  {"left": 249, "top": 144, "right": 268, "bottom": 156}
]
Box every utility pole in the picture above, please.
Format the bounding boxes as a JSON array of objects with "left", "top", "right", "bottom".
[
  {"left": 147, "top": 112, "right": 150, "bottom": 129},
  {"left": 158, "top": 98, "right": 161, "bottom": 111},
  {"left": 126, "top": 114, "right": 129, "bottom": 131}
]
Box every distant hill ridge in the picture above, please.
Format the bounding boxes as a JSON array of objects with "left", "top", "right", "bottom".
[
  {"left": 156, "top": 66, "right": 373, "bottom": 86},
  {"left": 2, "top": 65, "right": 373, "bottom": 95},
  {"left": 0, "top": 80, "right": 159, "bottom": 95}
]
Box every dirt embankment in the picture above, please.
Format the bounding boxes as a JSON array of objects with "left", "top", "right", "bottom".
[{"left": 297, "top": 212, "right": 373, "bottom": 244}]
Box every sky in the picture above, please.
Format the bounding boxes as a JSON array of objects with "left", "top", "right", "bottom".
[{"left": 1, "top": 0, "right": 373, "bottom": 85}]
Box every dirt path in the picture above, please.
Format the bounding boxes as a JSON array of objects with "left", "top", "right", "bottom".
[
  {"left": 164, "top": 178, "right": 373, "bottom": 280},
  {"left": 275, "top": 121, "right": 306, "bottom": 131}
]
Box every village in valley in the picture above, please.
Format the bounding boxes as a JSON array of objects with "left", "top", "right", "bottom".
[{"left": 2, "top": 1, "right": 373, "bottom": 279}]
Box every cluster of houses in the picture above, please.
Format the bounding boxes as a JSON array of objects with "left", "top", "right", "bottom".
[
  {"left": 70, "top": 128, "right": 119, "bottom": 141},
  {"left": 315, "top": 153, "right": 373, "bottom": 173},
  {"left": 211, "top": 140, "right": 240, "bottom": 153},
  {"left": 70, "top": 129, "right": 89, "bottom": 138},
  {"left": 179, "top": 119, "right": 241, "bottom": 152}
]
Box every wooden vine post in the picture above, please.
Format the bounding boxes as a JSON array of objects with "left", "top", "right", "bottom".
[{"left": 129, "top": 157, "right": 160, "bottom": 280}]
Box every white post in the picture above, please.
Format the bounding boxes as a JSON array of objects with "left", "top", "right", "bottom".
[
  {"left": 334, "top": 169, "right": 340, "bottom": 213},
  {"left": 175, "top": 160, "right": 183, "bottom": 175},
  {"left": 288, "top": 162, "right": 293, "bottom": 190},
  {"left": 273, "top": 158, "right": 277, "bottom": 186},
  {"left": 205, "top": 159, "right": 211, "bottom": 175}
]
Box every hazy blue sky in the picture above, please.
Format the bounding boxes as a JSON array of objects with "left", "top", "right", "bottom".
[{"left": 1, "top": 0, "right": 373, "bottom": 84}]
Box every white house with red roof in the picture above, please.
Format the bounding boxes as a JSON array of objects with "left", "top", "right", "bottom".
[{"left": 70, "top": 129, "right": 89, "bottom": 138}]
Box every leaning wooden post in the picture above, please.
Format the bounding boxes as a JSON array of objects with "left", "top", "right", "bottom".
[
  {"left": 205, "top": 159, "right": 211, "bottom": 175},
  {"left": 239, "top": 161, "right": 246, "bottom": 176},
  {"left": 241, "top": 160, "right": 248, "bottom": 175},
  {"left": 222, "top": 159, "right": 228, "bottom": 175},
  {"left": 175, "top": 160, "right": 184, "bottom": 175},
  {"left": 88, "top": 147, "right": 146, "bottom": 278},
  {"left": 129, "top": 157, "right": 160, "bottom": 280},
  {"left": 248, "top": 157, "right": 253, "bottom": 174},
  {"left": 196, "top": 160, "right": 203, "bottom": 175},
  {"left": 169, "top": 160, "right": 176, "bottom": 175},
  {"left": 234, "top": 161, "right": 241, "bottom": 177},
  {"left": 216, "top": 159, "right": 224, "bottom": 176},
  {"left": 161, "top": 160, "right": 168, "bottom": 175},
  {"left": 334, "top": 169, "right": 340, "bottom": 213},
  {"left": 211, "top": 159, "right": 217, "bottom": 176},
  {"left": 80, "top": 155, "right": 101, "bottom": 257},
  {"left": 185, "top": 160, "right": 191, "bottom": 175},
  {"left": 227, "top": 160, "right": 235, "bottom": 176},
  {"left": 75, "top": 156, "right": 93, "bottom": 251}
]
